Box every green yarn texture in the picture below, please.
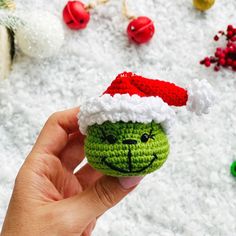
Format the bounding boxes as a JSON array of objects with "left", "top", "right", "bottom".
[{"left": 85, "top": 121, "right": 170, "bottom": 177}]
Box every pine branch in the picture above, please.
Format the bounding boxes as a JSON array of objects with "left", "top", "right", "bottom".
[{"left": 0, "top": 0, "right": 15, "bottom": 9}]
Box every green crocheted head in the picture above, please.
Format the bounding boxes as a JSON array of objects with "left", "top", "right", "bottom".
[{"left": 85, "top": 121, "right": 169, "bottom": 177}]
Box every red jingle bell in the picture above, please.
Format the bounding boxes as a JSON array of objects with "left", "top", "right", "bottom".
[
  {"left": 63, "top": 1, "right": 90, "bottom": 30},
  {"left": 127, "top": 16, "right": 155, "bottom": 44}
]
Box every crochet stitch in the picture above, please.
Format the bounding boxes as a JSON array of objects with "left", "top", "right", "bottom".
[
  {"left": 85, "top": 121, "right": 169, "bottom": 176},
  {"left": 78, "top": 72, "right": 215, "bottom": 176},
  {"left": 79, "top": 72, "right": 215, "bottom": 135},
  {"left": 79, "top": 93, "right": 176, "bottom": 135}
]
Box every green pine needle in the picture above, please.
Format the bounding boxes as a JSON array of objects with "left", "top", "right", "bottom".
[{"left": 0, "top": 0, "right": 15, "bottom": 9}]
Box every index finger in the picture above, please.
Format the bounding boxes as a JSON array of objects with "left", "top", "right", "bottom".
[{"left": 32, "top": 107, "right": 81, "bottom": 156}]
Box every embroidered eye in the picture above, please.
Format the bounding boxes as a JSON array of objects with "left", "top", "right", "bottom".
[
  {"left": 100, "top": 128, "right": 117, "bottom": 144},
  {"left": 141, "top": 128, "right": 155, "bottom": 143},
  {"left": 101, "top": 129, "right": 117, "bottom": 144},
  {"left": 141, "top": 133, "right": 149, "bottom": 143},
  {"left": 106, "top": 135, "right": 117, "bottom": 144}
]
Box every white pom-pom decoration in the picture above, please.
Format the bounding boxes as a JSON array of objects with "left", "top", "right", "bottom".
[
  {"left": 15, "top": 11, "right": 64, "bottom": 58},
  {"left": 186, "top": 79, "right": 216, "bottom": 115}
]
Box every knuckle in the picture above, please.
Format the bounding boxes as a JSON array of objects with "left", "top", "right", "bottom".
[{"left": 93, "top": 180, "right": 116, "bottom": 209}]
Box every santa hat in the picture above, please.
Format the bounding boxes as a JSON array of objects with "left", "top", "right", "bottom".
[{"left": 78, "top": 72, "right": 215, "bottom": 135}]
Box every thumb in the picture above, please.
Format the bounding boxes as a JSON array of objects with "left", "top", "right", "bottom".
[{"left": 60, "top": 176, "right": 142, "bottom": 231}]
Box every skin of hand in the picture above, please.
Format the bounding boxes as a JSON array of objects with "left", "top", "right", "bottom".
[{"left": 1, "top": 108, "right": 142, "bottom": 236}]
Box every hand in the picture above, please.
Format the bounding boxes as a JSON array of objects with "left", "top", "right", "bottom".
[{"left": 1, "top": 108, "right": 142, "bottom": 236}]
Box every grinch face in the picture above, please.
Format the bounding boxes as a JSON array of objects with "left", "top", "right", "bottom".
[{"left": 85, "top": 121, "right": 169, "bottom": 177}]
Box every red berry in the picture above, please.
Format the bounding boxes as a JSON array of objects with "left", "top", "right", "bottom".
[
  {"left": 225, "top": 48, "right": 230, "bottom": 54},
  {"left": 63, "top": 1, "right": 90, "bottom": 30},
  {"left": 205, "top": 60, "right": 211, "bottom": 67},
  {"left": 231, "top": 37, "right": 236, "bottom": 42},
  {"left": 221, "top": 51, "right": 226, "bottom": 57},
  {"left": 215, "top": 51, "right": 221, "bottom": 57},
  {"left": 227, "top": 42, "right": 233, "bottom": 47},
  {"left": 227, "top": 58, "right": 233, "bottom": 65},
  {"left": 227, "top": 30, "right": 233, "bottom": 37},
  {"left": 218, "top": 53, "right": 225, "bottom": 59},
  {"left": 214, "top": 35, "right": 219, "bottom": 41},
  {"left": 127, "top": 16, "right": 155, "bottom": 44},
  {"left": 201, "top": 25, "right": 236, "bottom": 72},
  {"left": 229, "top": 46, "right": 234, "bottom": 52},
  {"left": 219, "top": 58, "right": 226, "bottom": 65},
  {"left": 227, "top": 25, "right": 233, "bottom": 31}
]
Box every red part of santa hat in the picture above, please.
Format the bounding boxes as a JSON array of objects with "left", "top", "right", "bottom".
[
  {"left": 79, "top": 72, "right": 215, "bottom": 135},
  {"left": 103, "top": 72, "right": 188, "bottom": 106}
]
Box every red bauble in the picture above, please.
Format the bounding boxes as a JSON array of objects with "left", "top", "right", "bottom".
[
  {"left": 127, "top": 16, "right": 155, "bottom": 44},
  {"left": 63, "top": 1, "right": 90, "bottom": 30}
]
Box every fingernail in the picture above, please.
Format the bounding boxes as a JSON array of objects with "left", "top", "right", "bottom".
[{"left": 118, "top": 176, "right": 143, "bottom": 189}]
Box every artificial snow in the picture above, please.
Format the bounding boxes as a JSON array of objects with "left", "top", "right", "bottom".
[{"left": 0, "top": 0, "right": 236, "bottom": 235}]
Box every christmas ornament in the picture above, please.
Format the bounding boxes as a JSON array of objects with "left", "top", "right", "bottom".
[
  {"left": 0, "top": 11, "right": 64, "bottom": 58},
  {"left": 123, "top": 0, "right": 155, "bottom": 44},
  {"left": 127, "top": 16, "right": 155, "bottom": 44},
  {"left": 0, "top": 25, "right": 14, "bottom": 80},
  {"left": 78, "top": 72, "right": 215, "bottom": 177},
  {"left": 15, "top": 12, "right": 64, "bottom": 58},
  {"left": 63, "top": 1, "right": 90, "bottom": 30},
  {"left": 193, "top": 0, "right": 215, "bottom": 11},
  {"left": 200, "top": 25, "right": 236, "bottom": 72},
  {"left": 231, "top": 161, "right": 236, "bottom": 177},
  {"left": 63, "top": 0, "right": 109, "bottom": 30}
]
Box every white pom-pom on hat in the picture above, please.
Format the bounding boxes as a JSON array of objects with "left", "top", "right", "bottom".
[{"left": 186, "top": 79, "right": 216, "bottom": 115}]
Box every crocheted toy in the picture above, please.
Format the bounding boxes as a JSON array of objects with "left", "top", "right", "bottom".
[
  {"left": 78, "top": 72, "right": 215, "bottom": 177},
  {"left": 193, "top": 0, "right": 215, "bottom": 11}
]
